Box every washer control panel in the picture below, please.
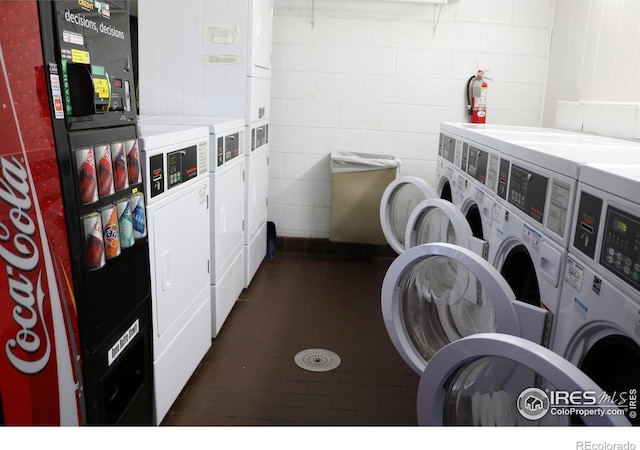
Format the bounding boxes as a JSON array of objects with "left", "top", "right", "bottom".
[
  {"left": 439, "top": 133, "right": 456, "bottom": 165},
  {"left": 466, "top": 144, "right": 488, "bottom": 185},
  {"left": 508, "top": 164, "right": 548, "bottom": 224},
  {"left": 600, "top": 206, "right": 640, "bottom": 292}
]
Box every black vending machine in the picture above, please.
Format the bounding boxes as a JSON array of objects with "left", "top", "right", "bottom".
[{"left": 37, "top": 0, "right": 154, "bottom": 424}]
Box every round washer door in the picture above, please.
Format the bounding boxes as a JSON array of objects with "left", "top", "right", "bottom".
[
  {"left": 381, "top": 243, "right": 521, "bottom": 375},
  {"left": 405, "top": 198, "right": 475, "bottom": 250},
  {"left": 417, "top": 333, "right": 631, "bottom": 426},
  {"left": 380, "top": 176, "right": 438, "bottom": 254}
]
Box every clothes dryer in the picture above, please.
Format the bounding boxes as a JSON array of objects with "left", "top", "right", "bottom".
[
  {"left": 137, "top": 123, "right": 212, "bottom": 423},
  {"left": 244, "top": 119, "right": 269, "bottom": 287},
  {"left": 552, "top": 163, "right": 640, "bottom": 426},
  {"left": 139, "top": 115, "right": 246, "bottom": 337}
]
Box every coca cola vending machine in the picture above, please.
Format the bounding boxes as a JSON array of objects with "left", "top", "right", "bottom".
[{"left": 0, "top": 0, "right": 153, "bottom": 425}]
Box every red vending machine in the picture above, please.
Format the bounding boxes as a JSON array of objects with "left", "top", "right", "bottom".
[{"left": 0, "top": 0, "right": 153, "bottom": 425}]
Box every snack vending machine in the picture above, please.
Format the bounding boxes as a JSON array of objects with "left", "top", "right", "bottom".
[{"left": 0, "top": 0, "right": 153, "bottom": 425}]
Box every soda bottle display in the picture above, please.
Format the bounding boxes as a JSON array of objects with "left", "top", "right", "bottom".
[
  {"left": 101, "top": 204, "right": 121, "bottom": 259},
  {"left": 125, "top": 139, "right": 141, "bottom": 185},
  {"left": 117, "top": 198, "right": 134, "bottom": 249},
  {"left": 75, "top": 147, "right": 99, "bottom": 204},
  {"left": 82, "top": 212, "right": 106, "bottom": 271},
  {"left": 110, "top": 141, "right": 129, "bottom": 191},
  {"left": 95, "top": 144, "right": 115, "bottom": 197},
  {"left": 130, "top": 193, "right": 147, "bottom": 239}
]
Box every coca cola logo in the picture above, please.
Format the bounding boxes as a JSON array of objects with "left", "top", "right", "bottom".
[{"left": 0, "top": 156, "right": 51, "bottom": 374}]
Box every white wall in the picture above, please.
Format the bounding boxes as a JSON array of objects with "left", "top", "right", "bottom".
[
  {"left": 542, "top": 0, "right": 640, "bottom": 130},
  {"left": 269, "top": 0, "right": 554, "bottom": 239}
]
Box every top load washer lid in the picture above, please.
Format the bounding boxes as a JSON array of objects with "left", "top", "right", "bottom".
[
  {"left": 138, "top": 123, "right": 210, "bottom": 149},
  {"left": 578, "top": 163, "right": 640, "bottom": 198},
  {"left": 138, "top": 115, "right": 245, "bottom": 134}
]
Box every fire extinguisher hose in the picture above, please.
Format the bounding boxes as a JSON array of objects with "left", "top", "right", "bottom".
[{"left": 466, "top": 75, "right": 475, "bottom": 116}]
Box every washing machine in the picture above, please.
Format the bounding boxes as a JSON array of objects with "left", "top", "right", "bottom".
[
  {"left": 244, "top": 118, "right": 269, "bottom": 288},
  {"left": 416, "top": 333, "right": 630, "bottom": 426},
  {"left": 139, "top": 115, "right": 246, "bottom": 337},
  {"left": 137, "top": 123, "right": 212, "bottom": 424},
  {"left": 437, "top": 122, "right": 615, "bottom": 263},
  {"left": 381, "top": 243, "right": 629, "bottom": 426},
  {"left": 381, "top": 243, "right": 549, "bottom": 375},
  {"left": 379, "top": 176, "right": 439, "bottom": 254},
  {"left": 447, "top": 126, "right": 640, "bottom": 348},
  {"left": 552, "top": 162, "right": 640, "bottom": 426}
]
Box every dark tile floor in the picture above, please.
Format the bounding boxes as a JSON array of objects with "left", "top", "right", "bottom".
[{"left": 160, "top": 250, "right": 420, "bottom": 426}]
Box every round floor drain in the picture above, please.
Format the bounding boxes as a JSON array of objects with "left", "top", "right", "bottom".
[{"left": 294, "top": 349, "right": 341, "bottom": 372}]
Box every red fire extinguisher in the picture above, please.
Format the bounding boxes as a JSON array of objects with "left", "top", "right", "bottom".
[{"left": 467, "top": 70, "right": 489, "bottom": 123}]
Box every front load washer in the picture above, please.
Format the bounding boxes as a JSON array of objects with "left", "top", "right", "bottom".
[
  {"left": 416, "top": 333, "right": 630, "bottom": 426},
  {"left": 381, "top": 243, "right": 549, "bottom": 375},
  {"left": 451, "top": 126, "right": 640, "bottom": 348},
  {"left": 137, "top": 123, "right": 212, "bottom": 424},
  {"left": 379, "top": 176, "right": 438, "bottom": 254},
  {"left": 244, "top": 119, "right": 269, "bottom": 288},
  {"left": 553, "top": 163, "right": 640, "bottom": 426},
  {"left": 139, "top": 115, "right": 246, "bottom": 337},
  {"left": 381, "top": 243, "right": 629, "bottom": 426}
]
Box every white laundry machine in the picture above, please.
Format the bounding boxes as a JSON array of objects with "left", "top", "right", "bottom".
[
  {"left": 381, "top": 243, "right": 549, "bottom": 375},
  {"left": 416, "top": 333, "right": 630, "bottom": 426},
  {"left": 244, "top": 119, "right": 269, "bottom": 288},
  {"left": 137, "top": 123, "right": 212, "bottom": 424},
  {"left": 439, "top": 124, "right": 503, "bottom": 261},
  {"left": 447, "top": 126, "right": 640, "bottom": 349},
  {"left": 552, "top": 163, "right": 640, "bottom": 426},
  {"left": 379, "top": 176, "right": 439, "bottom": 254},
  {"left": 381, "top": 243, "right": 629, "bottom": 426},
  {"left": 139, "top": 115, "right": 246, "bottom": 338}
]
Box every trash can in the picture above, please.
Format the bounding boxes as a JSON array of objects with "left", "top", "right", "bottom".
[{"left": 329, "top": 151, "right": 401, "bottom": 245}]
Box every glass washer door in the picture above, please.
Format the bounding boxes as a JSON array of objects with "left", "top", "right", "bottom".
[
  {"left": 405, "top": 198, "right": 475, "bottom": 250},
  {"left": 380, "top": 176, "right": 438, "bottom": 254},
  {"left": 381, "top": 243, "right": 521, "bottom": 375},
  {"left": 417, "top": 333, "right": 631, "bottom": 426}
]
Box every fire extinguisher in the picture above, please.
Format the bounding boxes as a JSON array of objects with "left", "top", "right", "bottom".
[{"left": 467, "top": 70, "right": 489, "bottom": 124}]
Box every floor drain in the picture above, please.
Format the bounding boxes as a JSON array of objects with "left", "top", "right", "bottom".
[{"left": 294, "top": 349, "right": 341, "bottom": 372}]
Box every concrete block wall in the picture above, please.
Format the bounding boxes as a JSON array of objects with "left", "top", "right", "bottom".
[{"left": 268, "top": 0, "right": 554, "bottom": 239}]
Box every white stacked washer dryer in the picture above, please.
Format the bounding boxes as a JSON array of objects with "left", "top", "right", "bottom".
[
  {"left": 139, "top": 115, "right": 246, "bottom": 338},
  {"left": 137, "top": 123, "right": 212, "bottom": 424},
  {"left": 244, "top": 119, "right": 269, "bottom": 287},
  {"left": 553, "top": 163, "right": 640, "bottom": 426}
]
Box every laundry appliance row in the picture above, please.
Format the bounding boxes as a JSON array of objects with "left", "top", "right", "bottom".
[{"left": 378, "top": 122, "right": 640, "bottom": 426}]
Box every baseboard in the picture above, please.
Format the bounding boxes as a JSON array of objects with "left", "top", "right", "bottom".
[{"left": 274, "top": 236, "right": 396, "bottom": 260}]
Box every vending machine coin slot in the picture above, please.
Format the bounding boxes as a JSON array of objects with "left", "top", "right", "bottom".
[{"left": 150, "top": 153, "right": 164, "bottom": 198}]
